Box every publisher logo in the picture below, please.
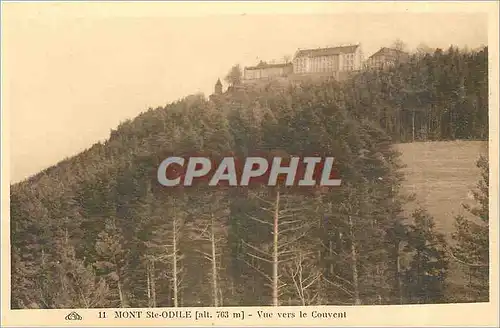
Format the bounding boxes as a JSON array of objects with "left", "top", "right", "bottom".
[{"left": 65, "top": 311, "right": 83, "bottom": 320}]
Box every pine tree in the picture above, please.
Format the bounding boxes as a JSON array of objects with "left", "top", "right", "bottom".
[
  {"left": 403, "top": 208, "right": 448, "bottom": 304},
  {"left": 94, "top": 218, "right": 130, "bottom": 307},
  {"left": 451, "top": 155, "right": 489, "bottom": 301},
  {"left": 35, "top": 226, "right": 111, "bottom": 308}
]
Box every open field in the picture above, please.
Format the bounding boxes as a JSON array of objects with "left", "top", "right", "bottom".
[
  {"left": 396, "top": 140, "right": 488, "bottom": 237},
  {"left": 396, "top": 140, "right": 488, "bottom": 300}
]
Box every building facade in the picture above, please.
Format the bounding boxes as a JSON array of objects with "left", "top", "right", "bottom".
[
  {"left": 243, "top": 61, "right": 293, "bottom": 81},
  {"left": 365, "top": 47, "right": 410, "bottom": 70},
  {"left": 292, "top": 44, "right": 364, "bottom": 76}
]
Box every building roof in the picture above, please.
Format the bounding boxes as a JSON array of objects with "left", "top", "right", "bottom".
[
  {"left": 215, "top": 78, "right": 222, "bottom": 86},
  {"left": 245, "top": 62, "right": 293, "bottom": 71},
  {"left": 368, "top": 47, "right": 409, "bottom": 59},
  {"left": 294, "top": 44, "right": 359, "bottom": 58}
]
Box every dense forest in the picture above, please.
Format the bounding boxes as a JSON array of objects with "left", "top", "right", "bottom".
[{"left": 10, "top": 46, "right": 489, "bottom": 308}]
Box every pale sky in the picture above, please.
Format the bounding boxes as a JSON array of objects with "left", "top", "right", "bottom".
[{"left": 2, "top": 2, "right": 490, "bottom": 183}]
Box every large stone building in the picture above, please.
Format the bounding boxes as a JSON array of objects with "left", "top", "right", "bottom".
[
  {"left": 241, "top": 44, "right": 364, "bottom": 84},
  {"left": 243, "top": 61, "right": 293, "bottom": 81},
  {"left": 292, "top": 44, "right": 364, "bottom": 78},
  {"left": 365, "top": 47, "right": 410, "bottom": 70}
]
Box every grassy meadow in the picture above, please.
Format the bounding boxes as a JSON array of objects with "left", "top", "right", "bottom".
[
  {"left": 397, "top": 140, "right": 489, "bottom": 301},
  {"left": 397, "top": 140, "right": 488, "bottom": 237}
]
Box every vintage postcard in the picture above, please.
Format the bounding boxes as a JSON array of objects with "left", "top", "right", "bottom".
[{"left": 1, "top": 1, "right": 498, "bottom": 327}]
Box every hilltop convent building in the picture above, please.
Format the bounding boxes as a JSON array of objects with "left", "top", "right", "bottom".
[
  {"left": 292, "top": 44, "right": 364, "bottom": 76},
  {"left": 240, "top": 43, "right": 414, "bottom": 83},
  {"left": 242, "top": 44, "right": 364, "bottom": 83},
  {"left": 365, "top": 47, "right": 410, "bottom": 70},
  {"left": 243, "top": 61, "right": 294, "bottom": 81}
]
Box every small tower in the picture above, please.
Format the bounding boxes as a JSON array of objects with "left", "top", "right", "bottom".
[{"left": 214, "top": 78, "right": 223, "bottom": 95}]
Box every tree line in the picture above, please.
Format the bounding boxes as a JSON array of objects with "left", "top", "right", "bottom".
[{"left": 10, "top": 45, "right": 488, "bottom": 308}]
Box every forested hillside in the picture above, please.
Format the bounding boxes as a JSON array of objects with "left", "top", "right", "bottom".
[
  {"left": 347, "top": 46, "right": 488, "bottom": 142},
  {"left": 10, "top": 46, "right": 489, "bottom": 308}
]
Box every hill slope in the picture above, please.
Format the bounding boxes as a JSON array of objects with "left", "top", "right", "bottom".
[{"left": 9, "top": 46, "right": 489, "bottom": 308}]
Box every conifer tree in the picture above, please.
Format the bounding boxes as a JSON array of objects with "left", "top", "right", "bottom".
[
  {"left": 94, "top": 218, "right": 130, "bottom": 307},
  {"left": 451, "top": 155, "right": 489, "bottom": 301},
  {"left": 403, "top": 208, "right": 448, "bottom": 304}
]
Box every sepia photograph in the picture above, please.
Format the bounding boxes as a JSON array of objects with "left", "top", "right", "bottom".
[{"left": 1, "top": 1, "right": 498, "bottom": 327}]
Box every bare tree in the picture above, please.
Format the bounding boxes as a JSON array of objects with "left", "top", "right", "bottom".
[
  {"left": 347, "top": 214, "right": 361, "bottom": 305},
  {"left": 284, "top": 248, "right": 322, "bottom": 305},
  {"left": 392, "top": 38, "right": 407, "bottom": 52},
  {"left": 169, "top": 216, "right": 185, "bottom": 307},
  {"left": 145, "top": 256, "right": 157, "bottom": 307},
  {"left": 147, "top": 201, "right": 186, "bottom": 307},
  {"left": 191, "top": 212, "right": 228, "bottom": 307},
  {"left": 241, "top": 189, "right": 315, "bottom": 306},
  {"left": 391, "top": 39, "right": 408, "bottom": 65}
]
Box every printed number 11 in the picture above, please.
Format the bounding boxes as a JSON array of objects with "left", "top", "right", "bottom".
[{"left": 98, "top": 312, "right": 107, "bottom": 319}]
